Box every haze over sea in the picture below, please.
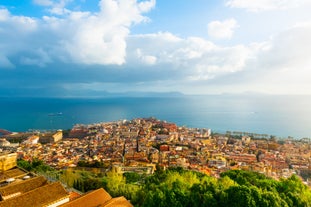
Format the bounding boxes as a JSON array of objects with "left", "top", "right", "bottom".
[{"left": 1, "top": 94, "right": 311, "bottom": 139}]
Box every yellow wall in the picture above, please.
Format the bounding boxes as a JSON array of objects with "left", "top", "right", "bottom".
[{"left": 0, "top": 153, "right": 17, "bottom": 171}]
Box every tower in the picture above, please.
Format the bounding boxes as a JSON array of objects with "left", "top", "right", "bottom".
[{"left": 136, "top": 136, "right": 139, "bottom": 153}]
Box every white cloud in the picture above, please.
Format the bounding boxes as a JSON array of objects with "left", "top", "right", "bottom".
[
  {"left": 226, "top": 0, "right": 311, "bottom": 12},
  {"left": 0, "top": 8, "right": 38, "bottom": 31},
  {"left": 128, "top": 32, "right": 252, "bottom": 80},
  {"left": 61, "top": 13, "right": 129, "bottom": 65},
  {"left": 0, "top": 0, "right": 156, "bottom": 66},
  {"left": 126, "top": 21, "right": 311, "bottom": 94},
  {"left": 58, "top": 0, "right": 155, "bottom": 65},
  {"left": 33, "top": 0, "right": 73, "bottom": 15},
  {"left": 208, "top": 18, "right": 238, "bottom": 39},
  {"left": 62, "top": 0, "right": 156, "bottom": 65},
  {"left": 0, "top": 9, "right": 10, "bottom": 21},
  {"left": 136, "top": 49, "right": 157, "bottom": 65},
  {"left": 256, "top": 22, "right": 311, "bottom": 74},
  {"left": 33, "top": 0, "right": 54, "bottom": 6},
  {"left": 0, "top": 9, "right": 39, "bottom": 67},
  {"left": 2, "top": 0, "right": 311, "bottom": 95},
  {"left": 215, "top": 21, "right": 311, "bottom": 94},
  {"left": 138, "top": 0, "right": 156, "bottom": 13}
]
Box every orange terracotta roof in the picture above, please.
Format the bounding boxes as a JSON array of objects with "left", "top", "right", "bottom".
[
  {"left": 100, "top": 196, "right": 133, "bottom": 207},
  {"left": 0, "top": 182, "right": 69, "bottom": 207},
  {"left": 0, "top": 168, "right": 28, "bottom": 183},
  {"left": 69, "top": 191, "right": 81, "bottom": 201},
  {"left": 0, "top": 176, "right": 47, "bottom": 197},
  {"left": 59, "top": 188, "right": 112, "bottom": 207}
]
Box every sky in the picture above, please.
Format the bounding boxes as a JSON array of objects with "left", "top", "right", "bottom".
[{"left": 1, "top": 0, "right": 311, "bottom": 97}]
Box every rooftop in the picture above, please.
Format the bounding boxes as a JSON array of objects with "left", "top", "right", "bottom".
[
  {"left": 59, "top": 188, "right": 111, "bottom": 207},
  {"left": 0, "top": 182, "right": 68, "bottom": 207},
  {"left": 0, "top": 176, "right": 47, "bottom": 198}
]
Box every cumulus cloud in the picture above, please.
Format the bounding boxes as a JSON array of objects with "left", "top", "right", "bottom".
[
  {"left": 0, "top": 0, "right": 156, "bottom": 67},
  {"left": 136, "top": 49, "right": 157, "bottom": 65},
  {"left": 2, "top": 0, "right": 311, "bottom": 95},
  {"left": 226, "top": 0, "right": 311, "bottom": 12},
  {"left": 208, "top": 19, "right": 238, "bottom": 39},
  {"left": 61, "top": 0, "right": 156, "bottom": 65},
  {"left": 213, "top": 21, "right": 311, "bottom": 94},
  {"left": 0, "top": 9, "right": 40, "bottom": 68},
  {"left": 256, "top": 22, "right": 311, "bottom": 75},
  {"left": 127, "top": 32, "right": 252, "bottom": 80},
  {"left": 33, "top": 0, "right": 54, "bottom": 6},
  {"left": 138, "top": 0, "right": 156, "bottom": 13},
  {"left": 33, "top": 0, "right": 73, "bottom": 15},
  {"left": 0, "top": 8, "right": 10, "bottom": 21},
  {"left": 128, "top": 20, "right": 311, "bottom": 94}
]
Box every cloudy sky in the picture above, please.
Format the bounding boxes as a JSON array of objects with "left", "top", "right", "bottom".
[{"left": 1, "top": 0, "right": 311, "bottom": 97}]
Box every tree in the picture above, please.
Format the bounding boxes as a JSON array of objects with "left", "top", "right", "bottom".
[
  {"left": 221, "top": 185, "right": 256, "bottom": 207},
  {"left": 17, "top": 159, "right": 32, "bottom": 171}
]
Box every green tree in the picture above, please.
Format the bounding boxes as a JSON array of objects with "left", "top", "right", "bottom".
[
  {"left": 260, "top": 191, "right": 288, "bottom": 207},
  {"left": 221, "top": 185, "right": 256, "bottom": 207},
  {"left": 17, "top": 159, "right": 32, "bottom": 171}
]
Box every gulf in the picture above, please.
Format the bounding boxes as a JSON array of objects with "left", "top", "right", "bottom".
[{"left": 0, "top": 95, "right": 310, "bottom": 139}]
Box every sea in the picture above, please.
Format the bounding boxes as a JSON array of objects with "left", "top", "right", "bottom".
[{"left": 0, "top": 94, "right": 311, "bottom": 139}]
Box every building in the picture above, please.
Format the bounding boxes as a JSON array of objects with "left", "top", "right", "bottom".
[
  {"left": 0, "top": 153, "right": 17, "bottom": 172},
  {"left": 0, "top": 176, "right": 47, "bottom": 201},
  {"left": 59, "top": 188, "right": 133, "bottom": 207},
  {"left": 112, "top": 164, "right": 155, "bottom": 175},
  {"left": 39, "top": 130, "right": 63, "bottom": 144},
  {"left": 69, "top": 125, "right": 88, "bottom": 138},
  {"left": 0, "top": 182, "right": 69, "bottom": 207},
  {"left": 0, "top": 139, "right": 10, "bottom": 147},
  {"left": 0, "top": 167, "right": 29, "bottom": 184},
  {"left": 0, "top": 153, "right": 133, "bottom": 207},
  {"left": 208, "top": 159, "right": 227, "bottom": 169},
  {"left": 23, "top": 135, "right": 39, "bottom": 145}
]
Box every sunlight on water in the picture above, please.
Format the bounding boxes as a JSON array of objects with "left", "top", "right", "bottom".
[{"left": 0, "top": 95, "right": 310, "bottom": 138}]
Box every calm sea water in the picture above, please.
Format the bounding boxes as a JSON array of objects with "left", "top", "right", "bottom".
[{"left": 0, "top": 95, "right": 311, "bottom": 138}]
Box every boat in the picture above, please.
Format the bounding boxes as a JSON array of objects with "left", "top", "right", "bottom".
[{"left": 48, "top": 112, "right": 63, "bottom": 116}]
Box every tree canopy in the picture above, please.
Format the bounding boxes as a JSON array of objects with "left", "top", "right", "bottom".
[
  {"left": 136, "top": 169, "right": 311, "bottom": 207},
  {"left": 17, "top": 159, "right": 311, "bottom": 207}
]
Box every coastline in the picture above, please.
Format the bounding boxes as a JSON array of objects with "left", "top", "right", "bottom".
[{"left": 0, "top": 95, "right": 311, "bottom": 139}]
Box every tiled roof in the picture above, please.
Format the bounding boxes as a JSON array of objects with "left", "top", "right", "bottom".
[
  {"left": 0, "top": 182, "right": 69, "bottom": 207},
  {"left": 0, "top": 176, "right": 47, "bottom": 197},
  {"left": 100, "top": 196, "right": 133, "bottom": 207},
  {"left": 69, "top": 191, "right": 81, "bottom": 201},
  {"left": 59, "top": 188, "right": 112, "bottom": 207},
  {"left": 0, "top": 168, "right": 28, "bottom": 183}
]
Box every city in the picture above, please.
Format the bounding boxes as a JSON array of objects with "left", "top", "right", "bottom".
[
  {"left": 1, "top": 0, "right": 311, "bottom": 206},
  {"left": 1, "top": 117, "right": 310, "bottom": 183}
]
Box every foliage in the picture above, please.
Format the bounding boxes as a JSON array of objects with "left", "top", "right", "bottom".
[
  {"left": 17, "top": 159, "right": 311, "bottom": 207},
  {"left": 135, "top": 169, "right": 311, "bottom": 207},
  {"left": 17, "top": 158, "right": 54, "bottom": 172},
  {"left": 123, "top": 172, "right": 146, "bottom": 184},
  {"left": 77, "top": 160, "right": 109, "bottom": 168},
  {"left": 65, "top": 167, "right": 311, "bottom": 207}
]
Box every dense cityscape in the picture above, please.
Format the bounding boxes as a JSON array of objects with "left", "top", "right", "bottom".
[
  {"left": 1, "top": 0, "right": 311, "bottom": 206},
  {"left": 1, "top": 117, "right": 310, "bottom": 182},
  {"left": 1, "top": 118, "right": 311, "bottom": 206}
]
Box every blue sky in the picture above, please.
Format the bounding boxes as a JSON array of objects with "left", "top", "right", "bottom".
[{"left": 1, "top": 0, "right": 311, "bottom": 97}]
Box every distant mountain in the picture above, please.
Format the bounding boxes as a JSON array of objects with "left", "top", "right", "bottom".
[
  {"left": 0, "top": 88, "right": 184, "bottom": 98},
  {"left": 61, "top": 90, "right": 185, "bottom": 98},
  {"left": 0, "top": 89, "right": 184, "bottom": 98},
  {"left": 110, "top": 91, "right": 184, "bottom": 97}
]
